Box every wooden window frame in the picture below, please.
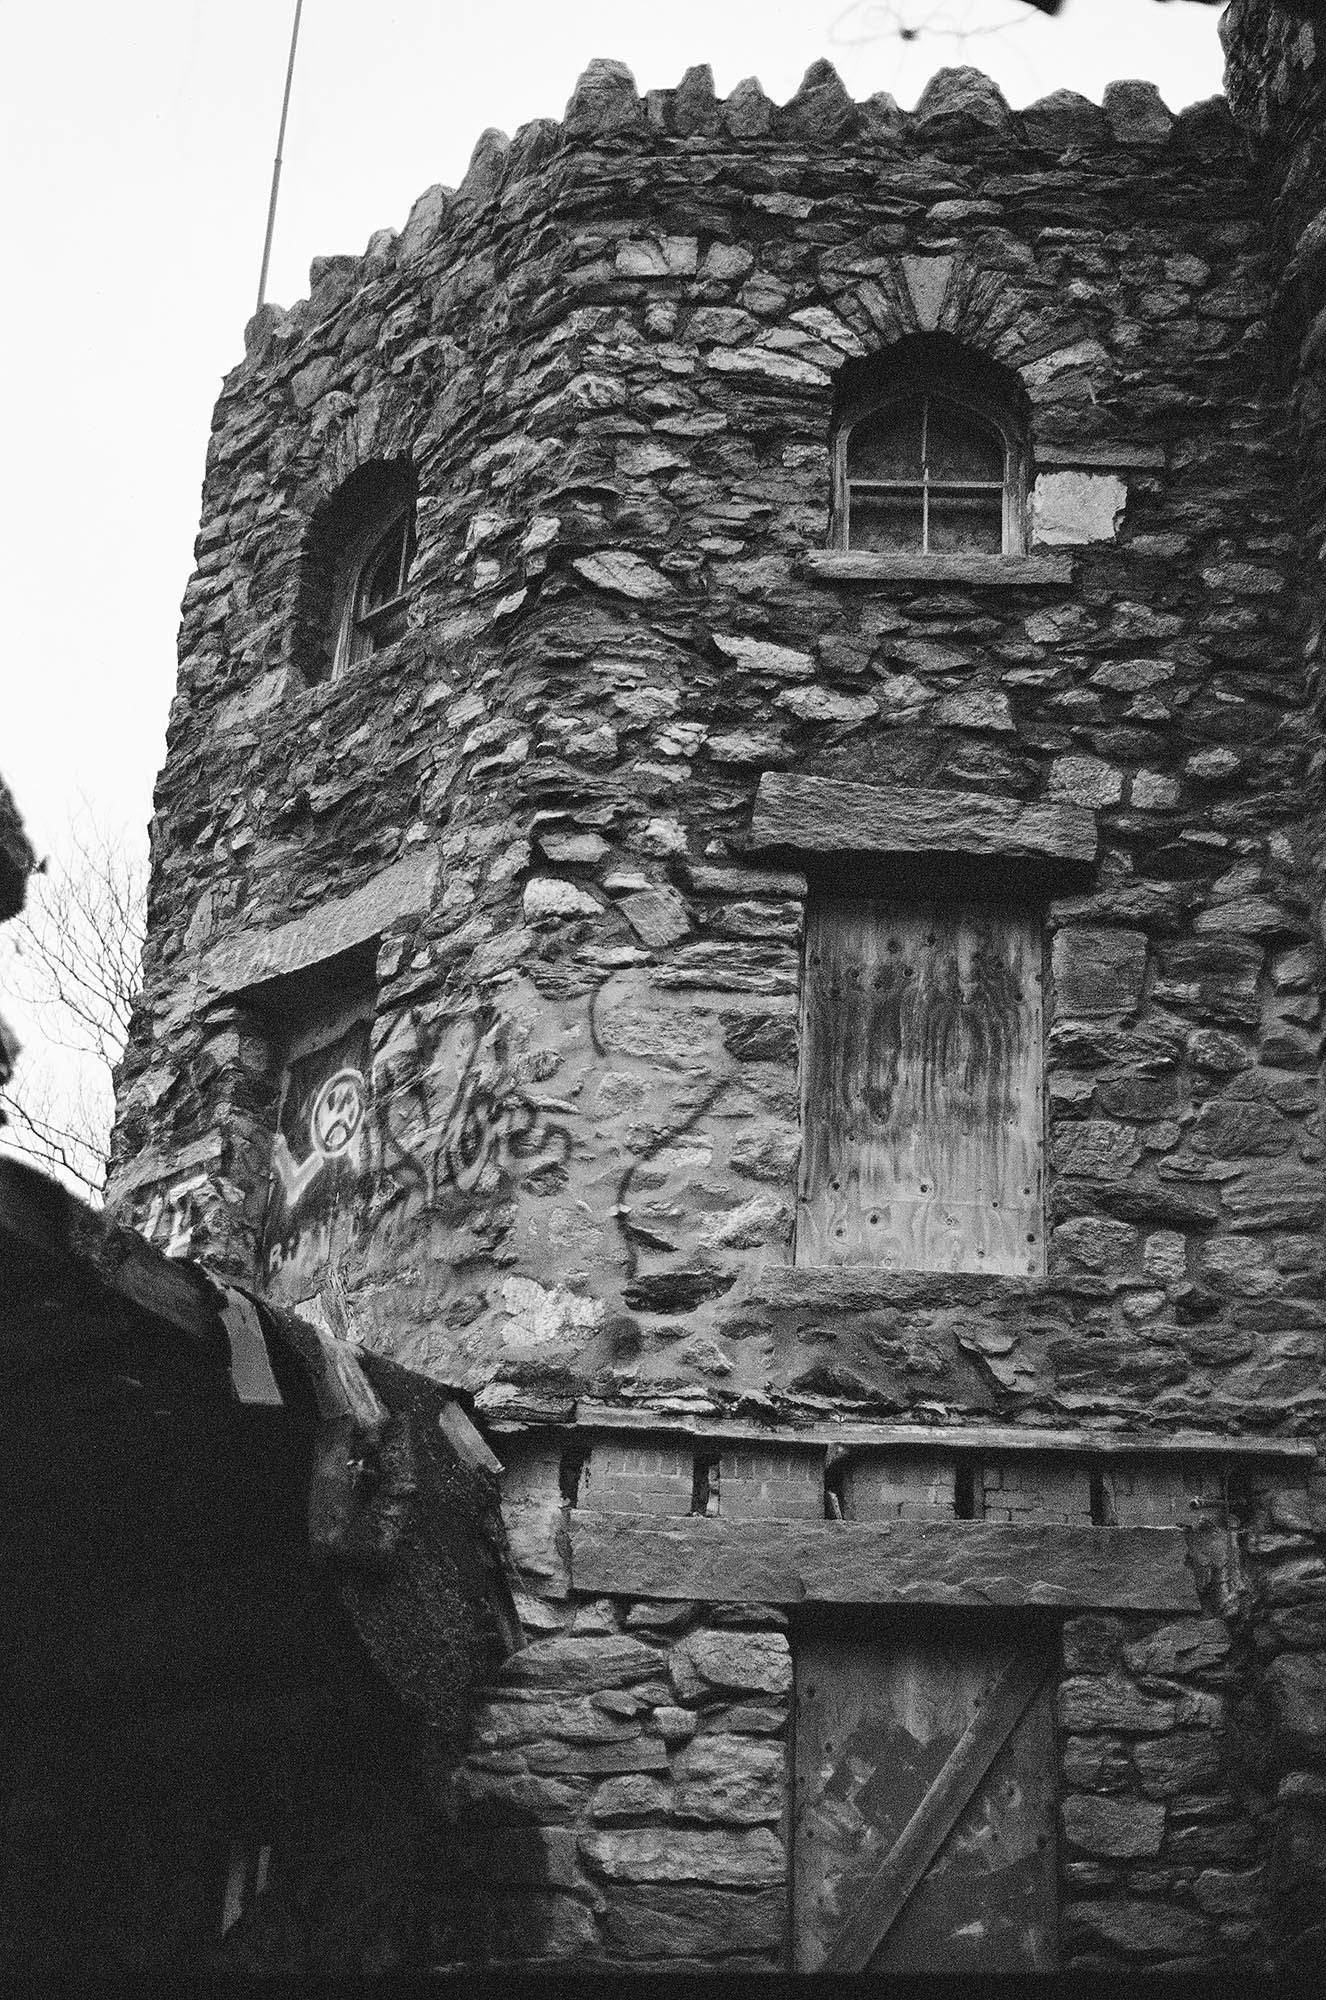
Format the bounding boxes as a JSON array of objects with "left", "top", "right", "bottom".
[
  {"left": 333, "top": 500, "right": 416, "bottom": 674},
  {"left": 832, "top": 383, "right": 1027, "bottom": 558}
]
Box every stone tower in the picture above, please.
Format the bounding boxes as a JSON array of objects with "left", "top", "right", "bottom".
[{"left": 109, "top": 36, "right": 1326, "bottom": 1976}]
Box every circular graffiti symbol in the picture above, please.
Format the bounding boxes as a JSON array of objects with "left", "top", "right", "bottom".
[{"left": 309, "top": 1067, "right": 368, "bottom": 1160}]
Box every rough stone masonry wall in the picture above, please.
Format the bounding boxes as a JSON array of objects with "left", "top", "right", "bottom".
[
  {"left": 433, "top": 1603, "right": 791, "bottom": 1972},
  {"left": 1218, "top": 4, "right": 1326, "bottom": 1970},
  {"left": 105, "top": 48, "right": 1326, "bottom": 1972},
  {"left": 111, "top": 62, "right": 1318, "bottom": 1443}
]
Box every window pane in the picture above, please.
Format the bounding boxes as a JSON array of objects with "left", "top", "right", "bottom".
[
  {"left": 357, "top": 520, "right": 409, "bottom": 618},
  {"left": 925, "top": 399, "right": 1005, "bottom": 482},
  {"left": 847, "top": 397, "right": 925, "bottom": 481},
  {"left": 928, "top": 492, "right": 1004, "bottom": 554},
  {"left": 849, "top": 492, "right": 924, "bottom": 553}
]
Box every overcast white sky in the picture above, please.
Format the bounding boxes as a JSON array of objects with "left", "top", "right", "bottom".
[{"left": 0, "top": 0, "right": 1224, "bottom": 1164}]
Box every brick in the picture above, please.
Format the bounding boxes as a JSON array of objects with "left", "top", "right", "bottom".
[
  {"left": 718, "top": 1445, "right": 824, "bottom": 1521},
  {"left": 844, "top": 1452, "right": 955, "bottom": 1522},
  {"left": 981, "top": 1457, "right": 1091, "bottom": 1526},
  {"left": 579, "top": 1443, "right": 694, "bottom": 1518},
  {"left": 1105, "top": 1464, "right": 1225, "bottom": 1528}
]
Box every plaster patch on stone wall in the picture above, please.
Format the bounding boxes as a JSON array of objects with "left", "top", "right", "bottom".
[
  {"left": 1031, "top": 472, "right": 1127, "bottom": 546},
  {"left": 501, "top": 1275, "right": 605, "bottom": 1346}
]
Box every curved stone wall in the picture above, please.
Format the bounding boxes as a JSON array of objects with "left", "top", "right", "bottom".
[{"left": 101, "top": 48, "right": 1326, "bottom": 1976}]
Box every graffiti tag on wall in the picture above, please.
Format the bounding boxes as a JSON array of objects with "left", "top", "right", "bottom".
[
  {"left": 374, "top": 1002, "right": 574, "bottom": 1217},
  {"left": 262, "top": 1019, "right": 373, "bottom": 1291},
  {"left": 141, "top": 1172, "right": 211, "bottom": 1259}
]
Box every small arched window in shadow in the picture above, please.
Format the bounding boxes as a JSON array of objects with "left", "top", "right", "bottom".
[
  {"left": 334, "top": 500, "right": 416, "bottom": 671},
  {"left": 831, "top": 345, "right": 1027, "bottom": 557},
  {"left": 293, "top": 461, "right": 417, "bottom": 683}
]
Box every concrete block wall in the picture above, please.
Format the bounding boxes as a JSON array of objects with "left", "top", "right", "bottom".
[
  {"left": 1105, "top": 1461, "right": 1227, "bottom": 1527},
  {"left": 718, "top": 1445, "right": 823, "bottom": 1522},
  {"left": 842, "top": 1452, "right": 956, "bottom": 1522},
  {"left": 983, "top": 1457, "right": 1093, "bottom": 1526},
  {"left": 579, "top": 1443, "right": 694, "bottom": 1518}
]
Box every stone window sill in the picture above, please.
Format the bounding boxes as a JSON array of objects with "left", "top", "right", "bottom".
[
  {"left": 801, "top": 550, "right": 1072, "bottom": 588},
  {"left": 736, "top": 1265, "right": 1051, "bottom": 1312}
]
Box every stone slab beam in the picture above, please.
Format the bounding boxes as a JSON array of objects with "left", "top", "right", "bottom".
[
  {"left": 748, "top": 772, "right": 1097, "bottom": 865},
  {"left": 570, "top": 1515, "right": 1203, "bottom": 1612},
  {"left": 199, "top": 847, "right": 440, "bottom": 997}
]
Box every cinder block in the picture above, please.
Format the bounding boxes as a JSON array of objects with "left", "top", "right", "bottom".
[
  {"left": 579, "top": 1442, "right": 693, "bottom": 1517},
  {"left": 719, "top": 1446, "right": 824, "bottom": 1521},
  {"left": 844, "top": 1453, "right": 956, "bottom": 1522},
  {"left": 982, "top": 1457, "right": 1091, "bottom": 1525},
  {"left": 1104, "top": 1461, "right": 1224, "bottom": 1527}
]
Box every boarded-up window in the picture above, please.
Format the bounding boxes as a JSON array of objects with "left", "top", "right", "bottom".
[
  {"left": 256, "top": 959, "right": 377, "bottom": 1301},
  {"left": 798, "top": 899, "right": 1044, "bottom": 1275}
]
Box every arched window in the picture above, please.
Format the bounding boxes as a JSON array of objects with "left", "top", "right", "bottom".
[
  {"left": 293, "top": 461, "right": 417, "bottom": 683},
  {"left": 831, "top": 346, "right": 1025, "bottom": 557},
  {"left": 332, "top": 499, "right": 416, "bottom": 672}
]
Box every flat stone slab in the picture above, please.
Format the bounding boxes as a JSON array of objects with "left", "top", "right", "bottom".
[
  {"left": 200, "top": 848, "right": 440, "bottom": 995},
  {"left": 570, "top": 1516, "right": 1203, "bottom": 1613},
  {"left": 800, "top": 550, "right": 1071, "bottom": 586},
  {"left": 749, "top": 772, "right": 1096, "bottom": 865}
]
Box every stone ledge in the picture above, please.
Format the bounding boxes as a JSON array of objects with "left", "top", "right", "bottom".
[
  {"left": 1037, "top": 443, "right": 1166, "bottom": 471},
  {"left": 198, "top": 846, "right": 441, "bottom": 997},
  {"left": 800, "top": 550, "right": 1073, "bottom": 587},
  {"left": 570, "top": 1515, "right": 1204, "bottom": 1612},
  {"left": 748, "top": 772, "right": 1098, "bottom": 865}
]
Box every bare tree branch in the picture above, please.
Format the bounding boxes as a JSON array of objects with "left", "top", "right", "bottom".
[{"left": 0, "top": 810, "right": 146, "bottom": 1202}]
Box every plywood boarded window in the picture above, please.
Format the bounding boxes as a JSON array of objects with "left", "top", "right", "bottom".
[
  {"left": 252, "top": 947, "right": 378, "bottom": 1301},
  {"left": 798, "top": 899, "right": 1044, "bottom": 1275}
]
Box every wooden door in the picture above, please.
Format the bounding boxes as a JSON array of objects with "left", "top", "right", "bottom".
[
  {"left": 792, "top": 1619, "right": 1058, "bottom": 1974},
  {"left": 797, "top": 899, "right": 1044, "bottom": 1275}
]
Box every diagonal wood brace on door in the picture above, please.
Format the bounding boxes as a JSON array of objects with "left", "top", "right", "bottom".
[{"left": 823, "top": 1649, "right": 1054, "bottom": 1972}]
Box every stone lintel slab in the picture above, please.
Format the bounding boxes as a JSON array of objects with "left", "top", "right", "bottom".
[
  {"left": 1036, "top": 442, "right": 1166, "bottom": 470},
  {"left": 800, "top": 550, "right": 1072, "bottom": 587},
  {"left": 199, "top": 847, "right": 440, "bottom": 997},
  {"left": 749, "top": 773, "right": 1097, "bottom": 865},
  {"left": 570, "top": 1516, "right": 1203, "bottom": 1613}
]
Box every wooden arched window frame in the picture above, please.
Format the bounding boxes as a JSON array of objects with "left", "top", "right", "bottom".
[
  {"left": 331, "top": 500, "right": 416, "bottom": 674},
  {"left": 832, "top": 389, "right": 1025, "bottom": 556},
  {"left": 292, "top": 461, "right": 418, "bottom": 685}
]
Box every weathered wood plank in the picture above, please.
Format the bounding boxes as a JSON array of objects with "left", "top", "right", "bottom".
[
  {"left": 569, "top": 1516, "right": 1202, "bottom": 1612},
  {"left": 823, "top": 1652, "right": 1051, "bottom": 1972},
  {"left": 217, "top": 1285, "right": 284, "bottom": 1407},
  {"left": 797, "top": 900, "right": 1044, "bottom": 1277},
  {"left": 749, "top": 772, "right": 1096, "bottom": 865},
  {"left": 439, "top": 1398, "right": 504, "bottom": 1475},
  {"left": 566, "top": 1403, "right": 1315, "bottom": 1461},
  {"left": 800, "top": 550, "right": 1072, "bottom": 587}
]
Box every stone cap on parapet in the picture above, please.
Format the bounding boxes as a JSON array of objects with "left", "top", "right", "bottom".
[{"left": 243, "top": 58, "right": 1236, "bottom": 361}]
